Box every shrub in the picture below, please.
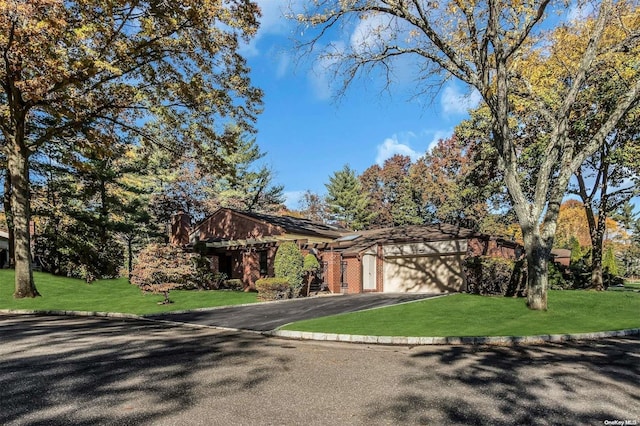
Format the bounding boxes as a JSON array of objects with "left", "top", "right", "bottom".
[
  {"left": 274, "top": 242, "right": 304, "bottom": 297},
  {"left": 255, "top": 277, "right": 290, "bottom": 301},
  {"left": 302, "top": 254, "right": 321, "bottom": 296},
  {"left": 221, "top": 279, "right": 244, "bottom": 291},
  {"left": 130, "top": 243, "right": 198, "bottom": 303},
  {"left": 548, "top": 261, "right": 572, "bottom": 290},
  {"left": 463, "top": 256, "right": 526, "bottom": 297}
]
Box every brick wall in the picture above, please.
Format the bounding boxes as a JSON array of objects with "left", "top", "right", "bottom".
[
  {"left": 196, "top": 209, "right": 282, "bottom": 241},
  {"left": 340, "top": 256, "right": 360, "bottom": 294}
]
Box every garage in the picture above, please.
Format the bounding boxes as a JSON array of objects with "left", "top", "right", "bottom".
[{"left": 382, "top": 240, "right": 468, "bottom": 293}]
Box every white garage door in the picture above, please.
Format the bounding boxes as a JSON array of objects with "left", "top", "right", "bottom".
[{"left": 383, "top": 253, "right": 466, "bottom": 293}]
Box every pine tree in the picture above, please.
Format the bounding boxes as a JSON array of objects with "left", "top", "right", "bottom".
[{"left": 325, "top": 165, "right": 376, "bottom": 230}]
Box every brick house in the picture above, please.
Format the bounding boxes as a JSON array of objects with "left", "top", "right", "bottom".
[{"left": 173, "top": 208, "right": 522, "bottom": 294}]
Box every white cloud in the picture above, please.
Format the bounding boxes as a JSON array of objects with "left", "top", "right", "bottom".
[
  {"left": 566, "top": 2, "right": 594, "bottom": 22},
  {"left": 440, "top": 84, "right": 482, "bottom": 115},
  {"left": 426, "top": 129, "right": 454, "bottom": 152},
  {"left": 241, "top": 1, "right": 294, "bottom": 57},
  {"left": 284, "top": 190, "right": 306, "bottom": 210},
  {"left": 375, "top": 135, "right": 421, "bottom": 166},
  {"left": 308, "top": 42, "right": 345, "bottom": 100},
  {"left": 276, "top": 52, "right": 291, "bottom": 78},
  {"left": 350, "top": 13, "right": 395, "bottom": 55}
]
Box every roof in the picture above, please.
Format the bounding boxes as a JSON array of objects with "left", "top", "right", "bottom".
[
  {"left": 551, "top": 249, "right": 571, "bottom": 258},
  {"left": 334, "top": 223, "right": 483, "bottom": 255},
  {"left": 193, "top": 208, "right": 349, "bottom": 240}
]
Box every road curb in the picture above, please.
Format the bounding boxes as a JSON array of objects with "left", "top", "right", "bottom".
[
  {"left": 3, "top": 309, "right": 639, "bottom": 346},
  {"left": 267, "top": 328, "right": 640, "bottom": 345}
]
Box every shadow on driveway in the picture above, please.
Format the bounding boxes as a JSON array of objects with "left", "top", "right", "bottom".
[{"left": 145, "top": 293, "right": 441, "bottom": 331}]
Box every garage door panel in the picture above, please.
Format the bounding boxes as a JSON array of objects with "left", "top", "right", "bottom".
[{"left": 383, "top": 254, "right": 466, "bottom": 293}]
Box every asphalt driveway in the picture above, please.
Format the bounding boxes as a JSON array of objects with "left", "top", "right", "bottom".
[
  {"left": 146, "top": 293, "right": 441, "bottom": 331},
  {"left": 1, "top": 314, "right": 638, "bottom": 425}
]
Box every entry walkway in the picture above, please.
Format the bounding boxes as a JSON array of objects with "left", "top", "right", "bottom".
[{"left": 146, "top": 293, "right": 440, "bottom": 332}]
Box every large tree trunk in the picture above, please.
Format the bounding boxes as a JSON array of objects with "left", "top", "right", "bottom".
[
  {"left": 523, "top": 231, "right": 550, "bottom": 310},
  {"left": 3, "top": 169, "right": 15, "bottom": 267},
  {"left": 7, "top": 142, "right": 39, "bottom": 298}
]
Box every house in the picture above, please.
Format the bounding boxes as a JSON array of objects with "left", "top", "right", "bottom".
[
  {"left": 174, "top": 208, "right": 522, "bottom": 294},
  {"left": 551, "top": 248, "right": 571, "bottom": 268},
  {"left": 173, "top": 208, "right": 346, "bottom": 289},
  {"left": 0, "top": 230, "right": 9, "bottom": 268},
  {"left": 318, "top": 225, "right": 522, "bottom": 294}
]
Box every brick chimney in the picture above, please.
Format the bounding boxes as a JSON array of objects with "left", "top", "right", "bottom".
[{"left": 170, "top": 210, "right": 191, "bottom": 246}]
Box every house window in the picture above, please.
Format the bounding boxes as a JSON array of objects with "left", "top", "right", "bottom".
[
  {"left": 259, "top": 251, "right": 268, "bottom": 276},
  {"left": 322, "top": 261, "right": 328, "bottom": 284}
]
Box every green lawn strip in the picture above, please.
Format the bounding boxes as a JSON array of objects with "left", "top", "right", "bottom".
[
  {"left": 280, "top": 291, "right": 640, "bottom": 337},
  {"left": 623, "top": 280, "right": 640, "bottom": 290},
  {"left": 1, "top": 270, "right": 258, "bottom": 315}
]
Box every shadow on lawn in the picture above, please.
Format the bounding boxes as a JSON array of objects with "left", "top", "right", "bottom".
[
  {"left": 0, "top": 314, "right": 287, "bottom": 425},
  {"left": 365, "top": 338, "right": 640, "bottom": 425}
]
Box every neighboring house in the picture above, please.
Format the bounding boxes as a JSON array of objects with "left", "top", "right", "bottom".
[
  {"left": 173, "top": 208, "right": 522, "bottom": 294},
  {"left": 0, "top": 230, "right": 9, "bottom": 268},
  {"left": 551, "top": 248, "right": 572, "bottom": 268}
]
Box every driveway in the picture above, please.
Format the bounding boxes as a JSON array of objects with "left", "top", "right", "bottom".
[
  {"left": 146, "top": 293, "right": 440, "bottom": 331},
  {"left": 1, "top": 314, "right": 638, "bottom": 425}
]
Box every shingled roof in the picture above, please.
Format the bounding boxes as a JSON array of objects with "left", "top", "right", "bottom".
[
  {"left": 237, "top": 209, "right": 349, "bottom": 239},
  {"left": 333, "top": 223, "right": 483, "bottom": 255}
]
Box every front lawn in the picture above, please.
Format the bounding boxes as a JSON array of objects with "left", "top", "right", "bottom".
[
  {"left": 0, "top": 270, "right": 258, "bottom": 315},
  {"left": 280, "top": 290, "right": 640, "bottom": 337}
]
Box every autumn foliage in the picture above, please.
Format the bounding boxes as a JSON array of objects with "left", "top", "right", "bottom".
[{"left": 130, "top": 243, "right": 199, "bottom": 304}]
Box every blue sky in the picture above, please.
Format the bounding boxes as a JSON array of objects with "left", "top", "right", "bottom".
[
  {"left": 243, "top": 2, "right": 483, "bottom": 209},
  {"left": 243, "top": 1, "right": 610, "bottom": 211}
]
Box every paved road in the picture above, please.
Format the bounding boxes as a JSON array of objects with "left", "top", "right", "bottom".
[
  {"left": 1, "top": 314, "right": 638, "bottom": 425},
  {"left": 146, "top": 293, "right": 440, "bottom": 331}
]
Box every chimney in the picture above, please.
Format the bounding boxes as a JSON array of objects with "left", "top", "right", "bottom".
[{"left": 170, "top": 210, "right": 191, "bottom": 246}]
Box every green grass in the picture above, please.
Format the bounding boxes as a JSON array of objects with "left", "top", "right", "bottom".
[
  {"left": 280, "top": 291, "right": 640, "bottom": 337},
  {"left": 624, "top": 279, "right": 640, "bottom": 290},
  {"left": 1, "top": 270, "right": 258, "bottom": 315}
]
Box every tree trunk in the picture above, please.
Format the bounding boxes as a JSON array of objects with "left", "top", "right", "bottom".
[
  {"left": 524, "top": 232, "right": 550, "bottom": 310},
  {"left": 3, "top": 169, "right": 15, "bottom": 267},
  {"left": 127, "top": 236, "right": 134, "bottom": 280},
  {"left": 7, "top": 142, "right": 39, "bottom": 298}
]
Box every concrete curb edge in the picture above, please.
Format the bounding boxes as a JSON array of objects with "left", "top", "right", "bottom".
[{"left": 3, "top": 309, "right": 638, "bottom": 346}]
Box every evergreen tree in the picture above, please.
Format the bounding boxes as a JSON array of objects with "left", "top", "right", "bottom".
[{"left": 325, "top": 165, "right": 376, "bottom": 230}]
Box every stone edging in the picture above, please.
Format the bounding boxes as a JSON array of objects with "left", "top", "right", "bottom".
[
  {"left": 268, "top": 328, "right": 640, "bottom": 345},
  {"left": 2, "top": 309, "right": 638, "bottom": 346}
]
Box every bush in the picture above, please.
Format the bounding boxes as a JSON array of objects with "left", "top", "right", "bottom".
[
  {"left": 302, "top": 254, "right": 321, "bottom": 296},
  {"left": 548, "top": 261, "right": 572, "bottom": 290},
  {"left": 255, "top": 277, "right": 290, "bottom": 301},
  {"left": 463, "top": 256, "right": 526, "bottom": 297},
  {"left": 274, "top": 242, "right": 304, "bottom": 297},
  {"left": 221, "top": 279, "right": 244, "bottom": 291}
]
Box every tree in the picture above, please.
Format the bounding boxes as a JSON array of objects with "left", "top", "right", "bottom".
[
  {"left": 296, "top": 0, "right": 640, "bottom": 310},
  {"left": 130, "top": 243, "right": 198, "bottom": 305},
  {"left": 554, "top": 200, "right": 591, "bottom": 249},
  {"left": 274, "top": 241, "right": 304, "bottom": 297},
  {"left": 325, "top": 164, "right": 376, "bottom": 230},
  {"left": 1, "top": 0, "right": 262, "bottom": 298},
  {"left": 360, "top": 155, "right": 424, "bottom": 227},
  {"left": 298, "top": 190, "right": 329, "bottom": 223},
  {"left": 208, "top": 129, "right": 285, "bottom": 213}
]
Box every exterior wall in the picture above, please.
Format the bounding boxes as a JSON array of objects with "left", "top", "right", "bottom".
[
  {"left": 342, "top": 256, "right": 361, "bottom": 294},
  {"left": 320, "top": 251, "right": 343, "bottom": 293},
  {"left": 468, "top": 237, "right": 522, "bottom": 260},
  {"left": 170, "top": 211, "right": 191, "bottom": 245},
  {"left": 195, "top": 209, "right": 283, "bottom": 241},
  {"left": 242, "top": 251, "right": 260, "bottom": 288}
]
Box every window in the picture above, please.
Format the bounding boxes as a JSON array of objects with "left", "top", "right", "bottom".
[{"left": 259, "top": 251, "right": 268, "bottom": 276}]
